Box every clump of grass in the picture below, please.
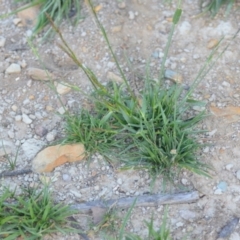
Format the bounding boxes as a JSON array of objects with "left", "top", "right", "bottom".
[
  {"left": 14, "top": 0, "right": 82, "bottom": 37},
  {"left": 63, "top": 109, "right": 122, "bottom": 158},
  {"left": 55, "top": 1, "right": 210, "bottom": 179},
  {"left": 200, "top": 0, "right": 236, "bottom": 16},
  {"left": 0, "top": 185, "right": 78, "bottom": 239},
  {"left": 102, "top": 202, "right": 172, "bottom": 240}
]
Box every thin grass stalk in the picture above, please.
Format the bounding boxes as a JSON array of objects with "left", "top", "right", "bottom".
[
  {"left": 158, "top": 1, "right": 182, "bottom": 83},
  {"left": 46, "top": 13, "right": 106, "bottom": 92},
  {"left": 86, "top": 0, "right": 136, "bottom": 100}
]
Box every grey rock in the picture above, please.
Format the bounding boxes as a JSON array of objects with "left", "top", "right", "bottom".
[
  {"left": 7, "top": 130, "right": 14, "bottom": 139},
  {"left": 217, "top": 181, "right": 228, "bottom": 192},
  {"left": 62, "top": 174, "right": 71, "bottom": 182},
  {"left": 15, "top": 115, "right": 22, "bottom": 121},
  {"left": 129, "top": 11, "right": 135, "bottom": 20},
  {"left": 46, "top": 131, "right": 57, "bottom": 142},
  {"left": 22, "top": 114, "right": 32, "bottom": 124},
  {"left": 35, "top": 125, "right": 48, "bottom": 137},
  {"left": 236, "top": 170, "right": 240, "bottom": 180},
  {"left": 5, "top": 63, "right": 21, "bottom": 74},
  {"left": 0, "top": 36, "right": 6, "bottom": 47},
  {"left": 21, "top": 138, "right": 45, "bottom": 159},
  {"left": 226, "top": 164, "right": 233, "bottom": 171},
  {"left": 218, "top": 217, "right": 239, "bottom": 238}
]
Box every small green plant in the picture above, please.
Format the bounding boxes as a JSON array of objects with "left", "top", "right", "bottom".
[
  {"left": 55, "top": 0, "right": 211, "bottom": 179},
  {"left": 102, "top": 203, "right": 172, "bottom": 240},
  {"left": 13, "top": 0, "right": 82, "bottom": 38},
  {"left": 5, "top": 146, "right": 20, "bottom": 171},
  {"left": 0, "top": 185, "right": 78, "bottom": 239},
  {"left": 200, "top": 0, "right": 236, "bottom": 16},
  {"left": 91, "top": 207, "right": 120, "bottom": 236},
  {"left": 63, "top": 109, "right": 121, "bottom": 158},
  {"left": 0, "top": 140, "right": 20, "bottom": 170}
]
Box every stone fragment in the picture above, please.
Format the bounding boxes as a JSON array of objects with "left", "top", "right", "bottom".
[
  {"left": 32, "top": 143, "right": 86, "bottom": 173},
  {"left": 56, "top": 82, "right": 71, "bottom": 95},
  {"left": 218, "top": 218, "right": 239, "bottom": 238},
  {"left": 17, "top": 4, "right": 40, "bottom": 27},
  {"left": 217, "top": 181, "right": 227, "bottom": 192},
  {"left": 236, "top": 170, "right": 240, "bottom": 180},
  {"left": 226, "top": 164, "right": 233, "bottom": 171},
  {"left": 214, "top": 189, "right": 222, "bottom": 195},
  {"left": 62, "top": 174, "right": 71, "bottom": 181},
  {"left": 27, "top": 67, "right": 56, "bottom": 81},
  {"left": 210, "top": 105, "right": 240, "bottom": 122},
  {"left": 46, "top": 131, "right": 57, "bottom": 142},
  {"left": 22, "top": 113, "right": 32, "bottom": 124},
  {"left": 0, "top": 36, "right": 6, "bottom": 47},
  {"left": 107, "top": 71, "right": 124, "bottom": 83},
  {"left": 164, "top": 69, "right": 183, "bottom": 84},
  {"left": 129, "top": 11, "right": 135, "bottom": 20},
  {"left": 57, "top": 106, "right": 66, "bottom": 114},
  {"left": 35, "top": 125, "right": 48, "bottom": 137},
  {"left": 22, "top": 139, "right": 45, "bottom": 159},
  {"left": 6, "top": 63, "right": 21, "bottom": 74},
  {"left": 111, "top": 25, "right": 122, "bottom": 33},
  {"left": 7, "top": 130, "right": 14, "bottom": 139},
  {"left": 13, "top": 18, "right": 21, "bottom": 25},
  {"left": 94, "top": 4, "right": 102, "bottom": 12},
  {"left": 207, "top": 39, "right": 219, "bottom": 49}
]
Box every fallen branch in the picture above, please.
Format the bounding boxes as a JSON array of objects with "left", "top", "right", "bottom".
[
  {"left": 71, "top": 191, "right": 199, "bottom": 213},
  {"left": 0, "top": 168, "right": 32, "bottom": 178}
]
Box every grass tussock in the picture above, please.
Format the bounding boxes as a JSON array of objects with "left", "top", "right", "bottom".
[
  {"left": 0, "top": 185, "right": 77, "bottom": 239},
  {"left": 14, "top": 0, "right": 82, "bottom": 38},
  {"left": 57, "top": 1, "right": 211, "bottom": 179}
]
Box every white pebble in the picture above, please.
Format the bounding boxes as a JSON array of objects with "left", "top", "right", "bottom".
[
  {"left": 0, "top": 36, "right": 6, "bottom": 47},
  {"left": 214, "top": 189, "right": 222, "bottom": 195},
  {"left": 15, "top": 115, "right": 22, "bottom": 121},
  {"left": 129, "top": 11, "right": 135, "bottom": 20},
  {"left": 22, "top": 114, "right": 32, "bottom": 124},
  {"left": 226, "top": 164, "right": 233, "bottom": 171},
  {"left": 117, "top": 178, "right": 123, "bottom": 185},
  {"left": 236, "top": 170, "right": 240, "bottom": 180}
]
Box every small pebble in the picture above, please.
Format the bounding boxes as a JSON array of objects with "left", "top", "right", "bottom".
[
  {"left": 214, "top": 189, "right": 222, "bottom": 195},
  {"left": 207, "top": 39, "right": 219, "bottom": 49},
  {"left": 217, "top": 181, "right": 228, "bottom": 192},
  {"left": 226, "top": 164, "right": 233, "bottom": 171},
  {"left": 0, "top": 37, "right": 6, "bottom": 47},
  {"left": 129, "top": 11, "right": 135, "bottom": 20},
  {"left": 117, "top": 178, "right": 123, "bottom": 185},
  {"left": 22, "top": 114, "right": 32, "bottom": 124},
  {"left": 15, "top": 115, "right": 22, "bottom": 121},
  {"left": 236, "top": 170, "right": 240, "bottom": 180},
  {"left": 35, "top": 125, "right": 48, "bottom": 137},
  {"left": 164, "top": 69, "right": 183, "bottom": 84},
  {"left": 181, "top": 178, "right": 188, "bottom": 185},
  {"left": 6, "top": 63, "right": 21, "bottom": 74},
  {"left": 62, "top": 174, "right": 71, "bottom": 182},
  {"left": 46, "top": 131, "right": 57, "bottom": 142}
]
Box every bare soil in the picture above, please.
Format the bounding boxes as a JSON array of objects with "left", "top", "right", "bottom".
[{"left": 1, "top": 0, "right": 240, "bottom": 239}]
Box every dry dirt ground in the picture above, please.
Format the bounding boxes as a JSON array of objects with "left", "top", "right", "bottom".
[{"left": 1, "top": 0, "right": 240, "bottom": 239}]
